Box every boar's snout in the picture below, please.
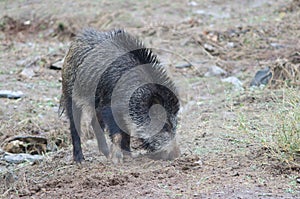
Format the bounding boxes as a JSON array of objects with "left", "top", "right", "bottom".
[{"left": 148, "top": 139, "right": 180, "bottom": 160}]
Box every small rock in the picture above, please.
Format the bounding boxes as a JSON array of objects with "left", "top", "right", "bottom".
[
  {"left": 194, "top": 10, "right": 206, "bottom": 15},
  {"left": 194, "top": 10, "right": 230, "bottom": 19},
  {"left": 24, "top": 20, "right": 31, "bottom": 25},
  {"left": 18, "top": 56, "right": 41, "bottom": 79},
  {"left": 0, "top": 90, "right": 24, "bottom": 99},
  {"left": 4, "top": 153, "right": 44, "bottom": 164},
  {"left": 20, "top": 67, "right": 36, "bottom": 79},
  {"left": 16, "top": 59, "right": 27, "bottom": 67},
  {"left": 250, "top": 67, "right": 272, "bottom": 87},
  {"left": 222, "top": 76, "right": 243, "bottom": 90},
  {"left": 50, "top": 59, "right": 64, "bottom": 70},
  {"left": 175, "top": 63, "right": 192, "bottom": 69},
  {"left": 227, "top": 42, "right": 236, "bottom": 48},
  {"left": 204, "top": 65, "right": 227, "bottom": 77},
  {"left": 203, "top": 43, "right": 215, "bottom": 52},
  {"left": 270, "top": 43, "right": 284, "bottom": 49},
  {"left": 188, "top": 1, "right": 198, "bottom": 6},
  {"left": 193, "top": 160, "right": 203, "bottom": 166}
]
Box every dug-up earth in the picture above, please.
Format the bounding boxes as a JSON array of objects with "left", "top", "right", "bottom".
[{"left": 0, "top": 0, "right": 300, "bottom": 198}]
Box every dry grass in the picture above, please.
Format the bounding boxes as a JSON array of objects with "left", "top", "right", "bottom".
[
  {"left": 270, "top": 59, "right": 300, "bottom": 88},
  {"left": 239, "top": 88, "right": 300, "bottom": 167},
  {"left": 270, "top": 89, "right": 300, "bottom": 166}
]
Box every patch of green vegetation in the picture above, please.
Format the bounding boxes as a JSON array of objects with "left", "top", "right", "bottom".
[
  {"left": 287, "top": 175, "right": 299, "bottom": 193},
  {"left": 272, "top": 89, "right": 300, "bottom": 165},
  {"left": 239, "top": 88, "right": 300, "bottom": 167},
  {"left": 45, "top": 100, "right": 55, "bottom": 107}
]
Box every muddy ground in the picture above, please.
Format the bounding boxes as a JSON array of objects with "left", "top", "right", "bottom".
[{"left": 0, "top": 0, "right": 300, "bottom": 198}]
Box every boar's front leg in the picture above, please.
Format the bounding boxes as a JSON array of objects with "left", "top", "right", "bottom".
[
  {"left": 110, "top": 133, "right": 124, "bottom": 164},
  {"left": 66, "top": 98, "right": 84, "bottom": 163},
  {"left": 101, "top": 107, "right": 129, "bottom": 164}
]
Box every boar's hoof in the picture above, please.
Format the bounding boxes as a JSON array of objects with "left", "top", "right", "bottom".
[
  {"left": 73, "top": 151, "right": 84, "bottom": 163},
  {"left": 109, "top": 144, "right": 123, "bottom": 164},
  {"left": 109, "top": 134, "right": 124, "bottom": 164}
]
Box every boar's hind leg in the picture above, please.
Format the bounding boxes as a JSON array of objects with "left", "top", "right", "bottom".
[
  {"left": 66, "top": 98, "right": 84, "bottom": 163},
  {"left": 121, "top": 132, "right": 130, "bottom": 153},
  {"left": 91, "top": 115, "right": 110, "bottom": 158}
]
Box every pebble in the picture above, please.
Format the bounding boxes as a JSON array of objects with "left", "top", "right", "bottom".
[
  {"left": 20, "top": 67, "right": 36, "bottom": 79},
  {"left": 204, "top": 65, "right": 227, "bottom": 77},
  {"left": 222, "top": 76, "right": 243, "bottom": 90},
  {"left": 50, "top": 59, "right": 64, "bottom": 70},
  {"left": 0, "top": 90, "right": 24, "bottom": 99},
  {"left": 203, "top": 43, "right": 215, "bottom": 52}
]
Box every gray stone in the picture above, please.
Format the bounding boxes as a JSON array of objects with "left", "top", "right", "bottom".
[
  {"left": 20, "top": 67, "right": 36, "bottom": 79},
  {"left": 188, "top": 1, "right": 198, "bottom": 6},
  {"left": 222, "top": 76, "right": 243, "bottom": 90},
  {"left": 203, "top": 43, "right": 215, "bottom": 52},
  {"left": 0, "top": 90, "right": 24, "bottom": 99},
  {"left": 4, "top": 153, "right": 44, "bottom": 164},
  {"left": 50, "top": 59, "right": 64, "bottom": 70},
  {"left": 18, "top": 56, "right": 41, "bottom": 79},
  {"left": 270, "top": 43, "right": 284, "bottom": 49},
  {"left": 227, "top": 42, "right": 236, "bottom": 48},
  {"left": 250, "top": 67, "right": 272, "bottom": 87},
  {"left": 205, "top": 65, "right": 227, "bottom": 77}
]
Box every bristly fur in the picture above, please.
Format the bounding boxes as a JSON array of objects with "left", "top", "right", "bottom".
[
  {"left": 91, "top": 28, "right": 179, "bottom": 109},
  {"left": 60, "top": 28, "right": 180, "bottom": 162}
]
